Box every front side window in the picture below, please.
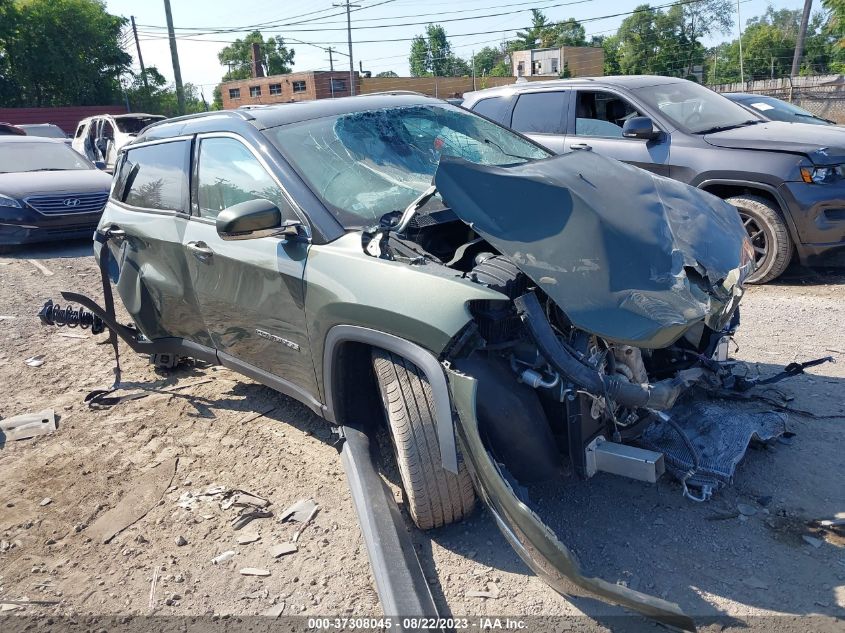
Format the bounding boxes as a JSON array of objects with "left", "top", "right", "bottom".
[
  {"left": 269, "top": 83, "right": 282, "bottom": 96},
  {"left": 471, "top": 97, "right": 505, "bottom": 123},
  {"left": 292, "top": 81, "right": 306, "bottom": 93},
  {"left": 268, "top": 104, "right": 549, "bottom": 228},
  {"left": 197, "top": 137, "right": 293, "bottom": 221},
  {"left": 117, "top": 140, "right": 188, "bottom": 211},
  {"left": 229, "top": 88, "right": 241, "bottom": 99},
  {"left": 249, "top": 86, "right": 261, "bottom": 97},
  {"left": 511, "top": 92, "right": 567, "bottom": 134},
  {"left": 631, "top": 80, "right": 760, "bottom": 134},
  {"left": 574, "top": 90, "right": 642, "bottom": 138}
]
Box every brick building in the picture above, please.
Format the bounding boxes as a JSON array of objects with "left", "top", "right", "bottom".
[
  {"left": 510, "top": 46, "right": 604, "bottom": 78},
  {"left": 220, "top": 71, "right": 359, "bottom": 109}
]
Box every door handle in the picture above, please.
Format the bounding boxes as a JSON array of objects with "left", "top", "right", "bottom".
[
  {"left": 187, "top": 241, "right": 213, "bottom": 260},
  {"left": 570, "top": 143, "right": 592, "bottom": 151}
]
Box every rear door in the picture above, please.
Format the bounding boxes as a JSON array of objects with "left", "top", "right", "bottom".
[
  {"left": 507, "top": 90, "right": 570, "bottom": 153},
  {"left": 564, "top": 88, "right": 671, "bottom": 175},
  {"left": 182, "top": 133, "right": 317, "bottom": 397},
  {"left": 104, "top": 138, "right": 212, "bottom": 347}
]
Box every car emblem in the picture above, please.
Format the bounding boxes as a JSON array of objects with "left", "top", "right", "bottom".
[{"left": 63, "top": 198, "right": 81, "bottom": 207}]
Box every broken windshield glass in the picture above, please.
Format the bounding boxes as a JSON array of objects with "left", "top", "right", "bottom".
[{"left": 268, "top": 105, "right": 549, "bottom": 228}]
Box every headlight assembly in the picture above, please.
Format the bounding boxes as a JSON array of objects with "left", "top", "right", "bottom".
[
  {"left": 0, "top": 193, "right": 21, "bottom": 208},
  {"left": 800, "top": 165, "right": 845, "bottom": 184}
]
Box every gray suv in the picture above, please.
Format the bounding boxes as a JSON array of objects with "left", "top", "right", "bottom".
[{"left": 463, "top": 75, "right": 845, "bottom": 282}]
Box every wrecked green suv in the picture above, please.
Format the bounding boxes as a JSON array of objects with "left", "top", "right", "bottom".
[{"left": 72, "top": 95, "right": 754, "bottom": 629}]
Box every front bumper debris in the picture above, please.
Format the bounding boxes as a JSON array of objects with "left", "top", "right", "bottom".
[{"left": 446, "top": 366, "right": 696, "bottom": 632}]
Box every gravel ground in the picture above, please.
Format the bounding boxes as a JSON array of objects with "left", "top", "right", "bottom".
[{"left": 0, "top": 241, "right": 843, "bottom": 632}]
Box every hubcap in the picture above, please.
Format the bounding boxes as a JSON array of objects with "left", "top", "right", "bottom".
[{"left": 739, "top": 211, "right": 768, "bottom": 267}]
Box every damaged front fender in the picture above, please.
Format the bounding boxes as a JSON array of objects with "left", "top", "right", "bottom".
[{"left": 446, "top": 365, "right": 696, "bottom": 632}]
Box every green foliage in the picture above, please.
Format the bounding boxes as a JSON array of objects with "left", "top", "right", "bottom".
[
  {"left": 509, "top": 10, "right": 587, "bottom": 51},
  {"left": 0, "top": 0, "right": 130, "bottom": 107},
  {"left": 125, "top": 66, "right": 207, "bottom": 116},
  {"left": 375, "top": 70, "right": 399, "bottom": 77},
  {"left": 218, "top": 31, "right": 294, "bottom": 81},
  {"left": 408, "top": 24, "right": 472, "bottom": 76}
]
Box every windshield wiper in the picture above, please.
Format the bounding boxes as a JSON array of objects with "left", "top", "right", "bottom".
[
  {"left": 695, "top": 120, "right": 760, "bottom": 135},
  {"left": 482, "top": 137, "right": 536, "bottom": 161}
]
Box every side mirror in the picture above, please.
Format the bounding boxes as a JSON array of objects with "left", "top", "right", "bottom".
[
  {"left": 94, "top": 161, "right": 107, "bottom": 170},
  {"left": 216, "top": 198, "right": 307, "bottom": 242},
  {"left": 622, "top": 116, "right": 659, "bottom": 140}
]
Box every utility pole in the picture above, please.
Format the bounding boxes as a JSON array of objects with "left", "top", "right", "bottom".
[
  {"left": 471, "top": 50, "right": 476, "bottom": 91},
  {"left": 333, "top": 0, "right": 359, "bottom": 96},
  {"left": 130, "top": 16, "right": 150, "bottom": 108},
  {"left": 163, "top": 0, "right": 185, "bottom": 115},
  {"left": 736, "top": 0, "right": 745, "bottom": 85},
  {"left": 327, "top": 46, "right": 335, "bottom": 71},
  {"left": 791, "top": 0, "right": 813, "bottom": 77}
]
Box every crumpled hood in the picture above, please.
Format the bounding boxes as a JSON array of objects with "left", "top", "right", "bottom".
[
  {"left": 434, "top": 152, "right": 752, "bottom": 348},
  {"left": 704, "top": 121, "right": 845, "bottom": 165}
]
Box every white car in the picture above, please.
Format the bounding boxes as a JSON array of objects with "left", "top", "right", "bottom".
[{"left": 72, "top": 113, "right": 165, "bottom": 171}]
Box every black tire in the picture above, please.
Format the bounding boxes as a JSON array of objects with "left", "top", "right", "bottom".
[
  {"left": 371, "top": 349, "right": 475, "bottom": 530},
  {"left": 726, "top": 195, "right": 793, "bottom": 284}
]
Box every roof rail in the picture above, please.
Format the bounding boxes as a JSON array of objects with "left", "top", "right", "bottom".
[
  {"left": 359, "top": 90, "right": 428, "bottom": 97},
  {"left": 148, "top": 109, "right": 256, "bottom": 128}
]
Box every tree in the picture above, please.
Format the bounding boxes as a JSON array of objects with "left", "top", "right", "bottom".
[
  {"left": 376, "top": 70, "right": 399, "bottom": 77},
  {"left": 125, "top": 66, "right": 206, "bottom": 116},
  {"left": 218, "top": 31, "right": 294, "bottom": 81},
  {"left": 552, "top": 18, "right": 587, "bottom": 47},
  {"left": 0, "top": 0, "right": 130, "bottom": 107},
  {"left": 473, "top": 47, "right": 506, "bottom": 76},
  {"left": 407, "top": 24, "right": 470, "bottom": 76},
  {"left": 512, "top": 9, "right": 555, "bottom": 50}
]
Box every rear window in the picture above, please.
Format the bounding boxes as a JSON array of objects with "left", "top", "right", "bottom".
[
  {"left": 511, "top": 91, "right": 567, "bottom": 134},
  {"left": 115, "top": 140, "right": 188, "bottom": 211},
  {"left": 115, "top": 116, "right": 165, "bottom": 134}
]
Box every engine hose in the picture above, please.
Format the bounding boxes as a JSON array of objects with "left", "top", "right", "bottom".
[{"left": 513, "top": 292, "right": 704, "bottom": 411}]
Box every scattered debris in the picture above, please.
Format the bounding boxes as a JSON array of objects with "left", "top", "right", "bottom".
[
  {"left": 270, "top": 543, "right": 298, "bottom": 558},
  {"left": 236, "top": 533, "right": 260, "bottom": 545},
  {"left": 232, "top": 508, "right": 273, "bottom": 531},
  {"left": 737, "top": 503, "right": 757, "bottom": 517},
  {"left": 88, "top": 458, "right": 178, "bottom": 544},
  {"left": 148, "top": 568, "right": 159, "bottom": 609},
  {"left": 292, "top": 505, "right": 320, "bottom": 543},
  {"left": 24, "top": 355, "right": 46, "bottom": 367},
  {"left": 239, "top": 568, "right": 271, "bottom": 577},
  {"left": 39, "top": 498, "right": 52, "bottom": 507},
  {"left": 280, "top": 498, "right": 317, "bottom": 523},
  {"left": 165, "top": 593, "right": 181, "bottom": 606},
  {"left": 706, "top": 511, "right": 740, "bottom": 521},
  {"left": 811, "top": 518, "right": 845, "bottom": 528},
  {"left": 756, "top": 495, "right": 773, "bottom": 507},
  {"left": 175, "top": 535, "right": 188, "bottom": 547},
  {"left": 211, "top": 551, "right": 235, "bottom": 565},
  {"left": 802, "top": 535, "right": 823, "bottom": 548},
  {"left": 237, "top": 405, "right": 276, "bottom": 425},
  {"left": 0, "top": 315, "right": 16, "bottom": 320},
  {"left": 262, "top": 602, "right": 286, "bottom": 617},
  {"left": 0, "top": 409, "right": 57, "bottom": 442},
  {"left": 743, "top": 577, "right": 769, "bottom": 590},
  {"left": 56, "top": 332, "right": 87, "bottom": 340},
  {"left": 26, "top": 259, "right": 54, "bottom": 276},
  {"left": 466, "top": 583, "right": 500, "bottom": 599}
]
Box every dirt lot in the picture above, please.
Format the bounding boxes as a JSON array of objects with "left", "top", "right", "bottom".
[{"left": 1, "top": 241, "right": 843, "bottom": 631}]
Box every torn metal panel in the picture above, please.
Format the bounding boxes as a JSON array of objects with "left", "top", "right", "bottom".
[
  {"left": 434, "top": 152, "right": 752, "bottom": 348},
  {"left": 446, "top": 366, "right": 695, "bottom": 632},
  {"left": 0, "top": 409, "right": 56, "bottom": 443}
]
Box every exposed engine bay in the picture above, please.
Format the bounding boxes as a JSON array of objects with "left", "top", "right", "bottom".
[{"left": 361, "top": 151, "right": 771, "bottom": 499}]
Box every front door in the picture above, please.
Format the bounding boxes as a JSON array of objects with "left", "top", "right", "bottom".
[
  {"left": 183, "top": 134, "right": 317, "bottom": 396},
  {"left": 564, "top": 89, "right": 671, "bottom": 176}
]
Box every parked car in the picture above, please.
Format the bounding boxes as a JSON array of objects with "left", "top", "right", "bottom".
[
  {"left": 72, "top": 113, "right": 165, "bottom": 171},
  {"left": 724, "top": 92, "right": 836, "bottom": 126},
  {"left": 17, "top": 123, "right": 73, "bottom": 146},
  {"left": 65, "top": 96, "right": 754, "bottom": 630},
  {"left": 0, "top": 136, "right": 112, "bottom": 252},
  {"left": 462, "top": 76, "right": 845, "bottom": 282},
  {"left": 0, "top": 122, "right": 25, "bottom": 136}
]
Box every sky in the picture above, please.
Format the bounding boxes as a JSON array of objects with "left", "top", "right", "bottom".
[{"left": 105, "top": 0, "right": 812, "bottom": 93}]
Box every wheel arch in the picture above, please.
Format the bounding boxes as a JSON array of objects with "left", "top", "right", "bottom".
[
  {"left": 696, "top": 178, "right": 800, "bottom": 243},
  {"left": 322, "top": 325, "right": 459, "bottom": 474}
]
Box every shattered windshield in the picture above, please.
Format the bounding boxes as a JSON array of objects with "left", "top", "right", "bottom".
[{"left": 268, "top": 104, "right": 550, "bottom": 228}]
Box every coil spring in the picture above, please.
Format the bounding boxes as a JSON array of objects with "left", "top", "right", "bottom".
[{"left": 38, "top": 299, "right": 105, "bottom": 335}]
